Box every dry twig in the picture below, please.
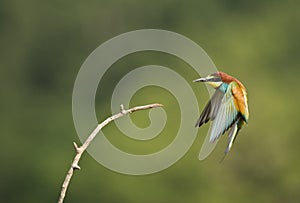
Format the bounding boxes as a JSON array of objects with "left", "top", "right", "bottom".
[{"left": 58, "top": 103, "right": 163, "bottom": 203}]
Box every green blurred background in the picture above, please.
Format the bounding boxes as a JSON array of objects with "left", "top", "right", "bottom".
[{"left": 1, "top": 0, "right": 300, "bottom": 202}]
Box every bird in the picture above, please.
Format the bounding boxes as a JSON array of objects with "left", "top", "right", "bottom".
[{"left": 193, "top": 72, "right": 249, "bottom": 159}]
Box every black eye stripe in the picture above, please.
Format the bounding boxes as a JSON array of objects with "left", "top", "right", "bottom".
[{"left": 207, "top": 77, "right": 221, "bottom": 82}]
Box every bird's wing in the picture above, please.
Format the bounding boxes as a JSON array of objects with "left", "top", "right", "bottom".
[
  {"left": 195, "top": 89, "right": 224, "bottom": 127},
  {"left": 209, "top": 82, "right": 239, "bottom": 142}
]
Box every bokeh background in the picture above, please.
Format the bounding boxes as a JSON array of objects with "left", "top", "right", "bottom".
[{"left": 1, "top": 0, "right": 300, "bottom": 202}]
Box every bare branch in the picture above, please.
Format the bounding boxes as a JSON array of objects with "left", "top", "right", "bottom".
[{"left": 58, "top": 103, "right": 163, "bottom": 203}]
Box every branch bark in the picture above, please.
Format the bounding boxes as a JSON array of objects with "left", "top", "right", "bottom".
[{"left": 58, "top": 103, "right": 163, "bottom": 203}]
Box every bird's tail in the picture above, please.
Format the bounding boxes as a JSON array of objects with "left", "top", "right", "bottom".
[{"left": 219, "top": 119, "right": 240, "bottom": 163}]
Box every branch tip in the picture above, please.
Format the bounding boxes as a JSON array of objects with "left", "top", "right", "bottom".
[
  {"left": 153, "top": 103, "right": 163, "bottom": 107},
  {"left": 73, "top": 142, "right": 79, "bottom": 149},
  {"left": 72, "top": 164, "right": 81, "bottom": 170},
  {"left": 73, "top": 142, "right": 82, "bottom": 153},
  {"left": 120, "top": 104, "right": 127, "bottom": 114}
]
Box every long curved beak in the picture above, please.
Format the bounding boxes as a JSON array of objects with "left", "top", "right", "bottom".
[{"left": 193, "top": 78, "right": 207, "bottom": 82}]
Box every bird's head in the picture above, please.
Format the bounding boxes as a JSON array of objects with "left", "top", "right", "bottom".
[{"left": 193, "top": 72, "right": 223, "bottom": 89}]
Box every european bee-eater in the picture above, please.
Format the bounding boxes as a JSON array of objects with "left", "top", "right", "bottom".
[{"left": 193, "top": 72, "right": 249, "bottom": 158}]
